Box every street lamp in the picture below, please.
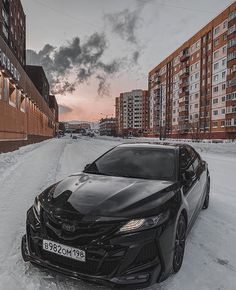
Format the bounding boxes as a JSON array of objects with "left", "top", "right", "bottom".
[{"left": 159, "top": 84, "right": 162, "bottom": 141}]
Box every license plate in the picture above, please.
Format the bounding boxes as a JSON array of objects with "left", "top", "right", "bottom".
[{"left": 42, "top": 239, "right": 86, "bottom": 262}]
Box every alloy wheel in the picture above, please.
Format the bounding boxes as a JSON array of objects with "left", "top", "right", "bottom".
[{"left": 173, "top": 214, "right": 186, "bottom": 273}]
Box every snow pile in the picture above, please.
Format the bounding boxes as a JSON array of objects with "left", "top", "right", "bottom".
[{"left": 0, "top": 137, "right": 236, "bottom": 290}]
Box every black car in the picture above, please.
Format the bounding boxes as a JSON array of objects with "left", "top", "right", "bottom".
[{"left": 21, "top": 143, "right": 210, "bottom": 289}]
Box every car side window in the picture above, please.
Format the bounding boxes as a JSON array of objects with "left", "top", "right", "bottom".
[
  {"left": 180, "top": 148, "right": 194, "bottom": 175},
  {"left": 187, "top": 147, "right": 201, "bottom": 174}
]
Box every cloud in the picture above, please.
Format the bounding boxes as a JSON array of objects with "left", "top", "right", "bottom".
[
  {"left": 96, "top": 75, "right": 111, "bottom": 97},
  {"left": 26, "top": 33, "right": 122, "bottom": 96},
  {"left": 105, "top": 9, "right": 140, "bottom": 44},
  {"left": 105, "top": 0, "right": 155, "bottom": 45},
  {"left": 59, "top": 104, "right": 73, "bottom": 114},
  {"left": 132, "top": 50, "right": 140, "bottom": 64}
]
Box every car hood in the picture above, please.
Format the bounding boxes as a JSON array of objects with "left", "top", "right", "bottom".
[{"left": 42, "top": 173, "right": 178, "bottom": 218}]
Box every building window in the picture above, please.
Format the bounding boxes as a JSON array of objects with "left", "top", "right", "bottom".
[
  {"left": 228, "top": 24, "right": 236, "bottom": 35},
  {"left": 213, "top": 110, "right": 218, "bottom": 115},
  {"left": 214, "top": 38, "right": 219, "bottom": 46},
  {"left": 3, "top": 78, "right": 9, "bottom": 100},
  {"left": 222, "top": 45, "right": 227, "bottom": 54},
  {"left": 214, "top": 26, "right": 220, "bottom": 35},
  {"left": 213, "top": 86, "right": 218, "bottom": 93},
  {"left": 9, "top": 82, "right": 17, "bottom": 107},
  {"left": 2, "top": 23, "right": 9, "bottom": 39},
  {"left": 221, "top": 108, "right": 225, "bottom": 114},
  {"left": 213, "top": 98, "right": 218, "bottom": 104},
  {"left": 0, "top": 73, "right": 3, "bottom": 100},
  {"left": 19, "top": 94, "right": 26, "bottom": 113},
  {"left": 212, "top": 121, "right": 218, "bottom": 128},
  {"left": 222, "top": 83, "right": 226, "bottom": 90},
  {"left": 214, "top": 50, "right": 219, "bottom": 59},
  {"left": 225, "top": 119, "right": 232, "bottom": 126},
  {"left": 222, "top": 71, "right": 226, "bottom": 79},
  {"left": 229, "top": 10, "right": 236, "bottom": 21},
  {"left": 213, "top": 74, "right": 219, "bottom": 82},
  {"left": 223, "top": 20, "right": 228, "bottom": 29},
  {"left": 228, "top": 51, "right": 236, "bottom": 61},
  {"left": 222, "top": 58, "right": 227, "bottom": 67},
  {"left": 214, "top": 62, "right": 219, "bottom": 71},
  {"left": 228, "top": 38, "right": 236, "bottom": 48},
  {"left": 222, "top": 96, "right": 226, "bottom": 102}
]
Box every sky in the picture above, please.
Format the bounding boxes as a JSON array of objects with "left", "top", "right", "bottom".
[{"left": 21, "top": 0, "right": 234, "bottom": 122}]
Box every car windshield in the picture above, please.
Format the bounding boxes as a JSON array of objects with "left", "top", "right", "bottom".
[{"left": 84, "top": 146, "right": 177, "bottom": 181}]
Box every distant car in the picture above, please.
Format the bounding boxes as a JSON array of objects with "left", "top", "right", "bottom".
[
  {"left": 21, "top": 143, "right": 210, "bottom": 288},
  {"left": 87, "top": 132, "right": 95, "bottom": 137},
  {"left": 72, "top": 135, "right": 78, "bottom": 139}
]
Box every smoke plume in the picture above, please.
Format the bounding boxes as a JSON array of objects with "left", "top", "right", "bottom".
[{"left": 26, "top": 33, "right": 121, "bottom": 96}]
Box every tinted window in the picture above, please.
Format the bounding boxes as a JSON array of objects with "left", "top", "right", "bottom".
[
  {"left": 180, "top": 148, "right": 192, "bottom": 169},
  {"left": 186, "top": 146, "right": 201, "bottom": 173},
  {"left": 180, "top": 148, "right": 194, "bottom": 180},
  {"left": 85, "top": 147, "right": 177, "bottom": 181}
]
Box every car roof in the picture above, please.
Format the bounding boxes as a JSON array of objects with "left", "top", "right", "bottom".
[{"left": 117, "top": 142, "right": 185, "bottom": 151}]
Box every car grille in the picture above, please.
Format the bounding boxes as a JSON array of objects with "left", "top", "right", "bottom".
[
  {"left": 42, "top": 210, "right": 121, "bottom": 246},
  {"left": 27, "top": 207, "right": 129, "bottom": 277}
]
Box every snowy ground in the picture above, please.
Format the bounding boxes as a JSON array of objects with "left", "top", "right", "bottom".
[{"left": 0, "top": 136, "right": 236, "bottom": 290}]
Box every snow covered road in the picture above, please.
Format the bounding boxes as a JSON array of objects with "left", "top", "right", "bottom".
[{"left": 0, "top": 137, "right": 235, "bottom": 290}]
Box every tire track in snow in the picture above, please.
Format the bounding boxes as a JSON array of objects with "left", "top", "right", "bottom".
[{"left": 0, "top": 139, "right": 69, "bottom": 289}]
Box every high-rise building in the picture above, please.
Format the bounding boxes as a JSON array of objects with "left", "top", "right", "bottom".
[
  {"left": 0, "top": 0, "right": 26, "bottom": 66},
  {"left": 26, "top": 65, "right": 50, "bottom": 104},
  {"left": 115, "top": 90, "right": 149, "bottom": 136},
  {"left": 0, "top": 0, "right": 58, "bottom": 153},
  {"left": 99, "top": 117, "right": 117, "bottom": 136},
  {"left": 149, "top": 2, "right": 236, "bottom": 139}
]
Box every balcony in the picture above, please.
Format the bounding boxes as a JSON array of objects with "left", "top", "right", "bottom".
[
  {"left": 179, "top": 81, "right": 189, "bottom": 89},
  {"left": 180, "top": 53, "right": 190, "bottom": 62},
  {"left": 180, "top": 68, "right": 189, "bottom": 77},
  {"left": 179, "top": 90, "right": 189, "bottom": 98}
]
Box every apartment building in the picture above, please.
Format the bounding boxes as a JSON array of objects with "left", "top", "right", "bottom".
[
  {"left": 149, "top": 2, "right": 236, "bottom": 139},
  {"left": 0, "top": 0, "right": 26, "bottom": 66},
  {"left": 115, "top": 90, "right": 149, "bottom": 136},
  {"left": 99, "top": 117, "right": 117, "bottom": 136},
  {"left": 0, "top": 0, "right": 58, "bottom": 153}
]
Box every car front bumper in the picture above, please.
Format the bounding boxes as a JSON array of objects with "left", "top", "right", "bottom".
[{"left": 21, "top": 207, "right": 172, "bottom": 288}]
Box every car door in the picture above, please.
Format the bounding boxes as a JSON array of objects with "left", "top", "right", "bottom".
[
  {"left": 188, "top": 147, "right": 207, "bottom": 211},
  {"left": 179, "top": 147, "right": 201, "bottom": 222}
]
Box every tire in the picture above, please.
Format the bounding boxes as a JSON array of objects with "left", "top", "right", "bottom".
[
  {"left": 202, "top": 179, "right": 210, "bottom": 210},
  {"left": 173, "top": 214, "right": 186, "bottom": 273},
  {"left": 21, "top": 235, "right": 30, "bottom": 262}
]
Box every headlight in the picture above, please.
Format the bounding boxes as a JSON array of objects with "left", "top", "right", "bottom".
[
  {"left": 33, "top": 196, "right": 41, "bottom": 221},
  {"left": 119, "top": 211, "right": 169, "bottom": 233}
]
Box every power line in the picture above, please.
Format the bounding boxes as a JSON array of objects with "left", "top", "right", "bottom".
[
  {"left": 33, "top": 0, "right": 104, "bottom": 31},
  {"left": 154, "top": 0, "right": 219, "bottom": 14}
]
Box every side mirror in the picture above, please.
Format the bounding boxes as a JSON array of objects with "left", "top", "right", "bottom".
[
  {"left": 201, "top": 161, "right": 206, "bottom": 170},
  {"left": 84, "top": 163, "right": 91, "bottom": 171},
  {"left": 185, "top": 170, "right": 195, "bottom": 180}
]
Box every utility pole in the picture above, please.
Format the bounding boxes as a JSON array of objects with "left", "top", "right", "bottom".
[{"left": 159, "top": 84, "right": 162, "bottom": 141}]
